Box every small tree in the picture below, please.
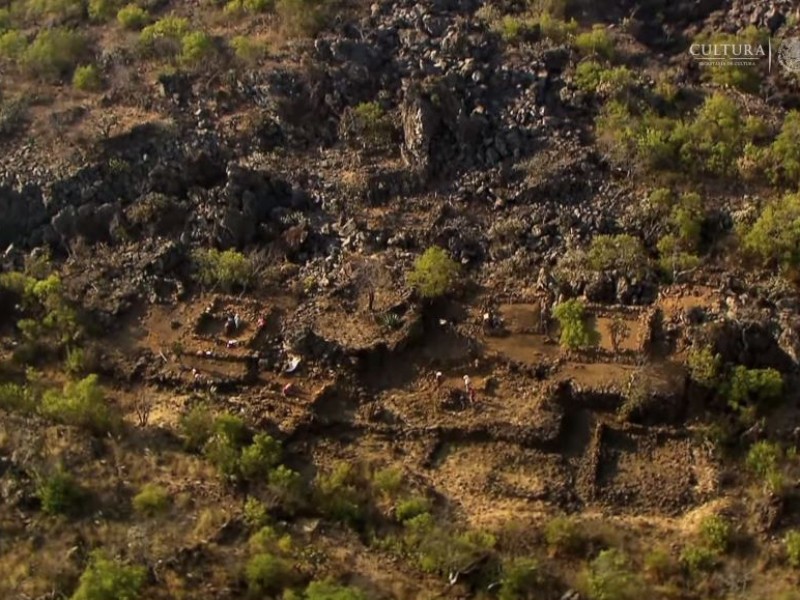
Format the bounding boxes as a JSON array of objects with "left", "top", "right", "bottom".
[
  {"left": 407, "top": 246, "right": 460, "bottom": 299},
  {"left": 71, "top": 551, "right": 146, "bottom": 600},
  {"left": 553, "top": 299, "right": 595, "bottom": 350},
  {"left": 586, "top": 549, "right": 642, "bottom": 600},
  {"left": 193, "top": 248, "right": 254, "bottom": 292},
  {"left": 785, "top": 530, "right": 800, "bottom": 568}
]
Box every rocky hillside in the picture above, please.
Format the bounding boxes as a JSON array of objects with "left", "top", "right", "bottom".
[{"left": 2, "top": 0, "right": 800, "bottom": 599}]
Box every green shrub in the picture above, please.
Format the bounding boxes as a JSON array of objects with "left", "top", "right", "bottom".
[
  {"left": 544, "top": 515, "right": 584, "bottom": 556},
  {"left": 0, "top": 382, "right": 36, "bottom": 413},
  {"left": 742, "top": 193, "right": 800, "bottom": 268},
  {"left": 643, "top": 548, "right": 676, "bottom": 582},
  {"left": 785, "top": 530, "right": 800, "bottom": 568},
  {"left": 22, "top": 28, "right": 86, "bottom": 81},
  {"left": 746, "top": 441, "right": 782, "bottom": 478},
  {"left": 71, "top": 550, "right": 146, "bottom": 600},
  {"left": 766, "top": 111, "right": 800, "bottom": 186},
  {"left": 553, "top": 299, "right": 595, "bottom": 350},
  {"left": 585, "top": 549, "right": 642, "bottom": 600},
  {"left": 193, "top": 248, "right": 254, "bottom": 292},
  {"left": 132, "top": 483, "right": 170, "bottom": 517},
  {"left": 574, "top": 24, "right": 614, "bottom": 59},
  {"left": 224, "top": 0, "right": 272, "bottom": 14},
  {"left": 407, "top": 246, "right": 460, "bottom": 299},
  {"left": 537, "top": 13, "right": 577, "bottom": 43},
  {"left": 399, "top": 515, "right": 497, "bottom": 575},
  {"left": 41, "top": 374, "right": 114, "bottom": 433},
  {"left": 73, "top": 64, "right": 103, "bottom": 92},
  {"left": 268, "top": 465, "right": 302, "bottom": 505},
  {"left": 37, "top": 468, "right": 84, "bottom": 516},
  {"left": 586, "top": 234, "right": 648, "bottom": 276},
  {"left": 23, "top": 0, "right": 85, "bottom": 24},
  {"left": 492, "top": 15, "right": 537, "bottom": 43},
  {"left": 314, "top": 462, "right": 367, "bottom": 527},
  {"left": 239, "top": 433, "right": 282, "bottom": 481},
  {"left": 180, "top": 31, "right": 215, "bottom": 66},
  {"left": 245, "top": 553, "right": 293, "bottom": 595},
  {"left": 686, "top": 346, "right": 721, "bottom": 387},
  {"left": 698, "top": 27, "right": 766, "bottom": 93},
  {"left": 275, "top": 0, "right": 328, "bottom": 37},
  {"left": 244, "top": 496, "right": 270, "bottom": 529},
  {"left": 304, "top": 579, "right": 368, "bottom": 600},
  {"left": 372, "top": 467, "right": 403, "bottom": 497},
  {"left": 679, "top": 544, "right": 717, "bottom": 574},
  {"left": 179, "top": 403, "right": 214, "bottom": 452},
  {"left": 0, "top": 30, "right": 27, "bottom": 60},
  {"left": 117, "top": 4, "right": 148, "bottom": 29},
  {"left": 724, "top": 366, "right": 783, "bottom": 412},
  {"left": 499, "top": 558, "right": 542, "bottom": 600},
  {"left": 139, "top": 16, "right": 189, "bottom": 56},
  {"left": 230, "top": 35, "right": 266, "bottom": 63},
  {"left": 88, "top": 0, "right": 122, "bottom": 22},
  {"left": 395, "top": 496, "right": 431, "bottom": 522},
  {"left": 574, "top": 61, "right": 634, "bottom": 98},
  {"left": 699, "top": 515, "right": 731, "bottom": 554},
  {"left": 341, "top": 101, "right": 394, "bottom": 148}
]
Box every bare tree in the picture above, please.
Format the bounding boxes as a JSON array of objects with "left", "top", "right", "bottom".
[
  {"left": 609, "top": 316, "right": 631, "bottom": 353},
  {"left": 134, "top": 397, "right": 153, "bottom": 428}
]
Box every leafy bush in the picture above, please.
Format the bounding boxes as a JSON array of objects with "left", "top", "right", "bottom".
[
  {"left": 193, "top": 248, "right": 254, "bottom": 292},
  {"left": 132, "top": 483, "right": 170, "bottom": 517},
  {"left": 574, "top": 62, "right": 633, "bottom": 98},
  {"left": 742, "top": 193, "right": 800, "bottom": 268},
  {"left": 597, "top": 92, "right": 761, "bottom": 178},
  {"left": 395, "top": 496, "right": 431, "bottom": 522},
  {"left": 372, "top": 466, "right": 403, "bottom": 497},
  {"left": 244, "top": 496, "right": 270, "bottom": 529},
  {"left": 304, "top": 579, "right": 368, "bottom": 600},
  {"left": 37, "top": 468, "right": 84, "bottom": 516},
  {"left": 239, "top": 433, "right": 282, "bottom": 481},
  {"left": 139, "top": 16, "right": 189, "bottom": 56},
  {"left": 679, "top": 544, "right": 717, "bottom": 574},
  {"left": 73, "top": 64, "right": 103, "bottom": 91},
  {"left": 41, "top": 374, "right": 114, "bottom": 433},
  {"left": 537, "top": 13, "right": 577, "bottom": 42},
  {"left": 340, "top": 101, "right": 394, "bottom": 148},
  {"left": 686, "top": 346, "right": 721, "bottom": 387},
  {"left": 407, "top": 246, "right": 460, "bottom": 299},
  {"left": 746, "top": 441, "right": 782, "bottom": 478},
  {"left": 0, "top": 382, "right": 36, "bottom": 413},
  {"left": 699, "top": 515, "right": 731, "bottom": 554},
  {"left": 585, "top": 549, "right": 642, "bottom": 600},
  {"left": 245, "top": 553, "right": 293, "bottom": 595},
  {"left": 179, "top": 403, "right": 214, "bottom": 452},
  {"left": 785, "top": 530, "right": 800, "bottom": 568},
  {"left": 314, "top": 462, "right": 367, "bottom": 527},
  {"left": 22, "top": 0, "right": 85, "bottom": 24},
  {"left": 230, "top": 35, "right": 266, "bottom": 63},
  {"left": 88, "top": 0, "right": 122, "bottom": 22},
  {"left": 398, "top": 514, "right": 496, "bottom": 575},
  {"left": 71, "top": 550, "right": 146, "bottom": 600},
  {"left": 553, "top": 299, "right": 595, "bottom": 350},
  {"left": 0, "top": 30, "right": 27, "bottom": 60},
  {"left": 586, "top": 234, "right": 648, "bottom": 276},
  {"left": 181, "top": 31, "right": 215, "bottom": 66},
  {"left": 224, "top": 0, "right": 272, "bottom": 15},
  {"left": 499, "top": 558, "right": 542, "bottom": 600},
  {"left": 574, "top": 24, "right": 614, "bottom": 59},
  {"left": 544, "top": 516, "right": 584, "bottom": 556},
  {"left": 268, "top": 465, "right": 302, "bottom": 506},
  {"left": 22, "top": 28, "right": 86, "bottom": 81},
  {"left": 724, "top": 366, "right": 783, "bottom": 412},
  {"left": 117, "top": 4, "right": 148, "bottom": 30},
  {"left": 765, "top": 111, "right": 800, "bottom": 186},
  {"left": 698, "top": 27, "right": 766, "bottom": 93}
]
